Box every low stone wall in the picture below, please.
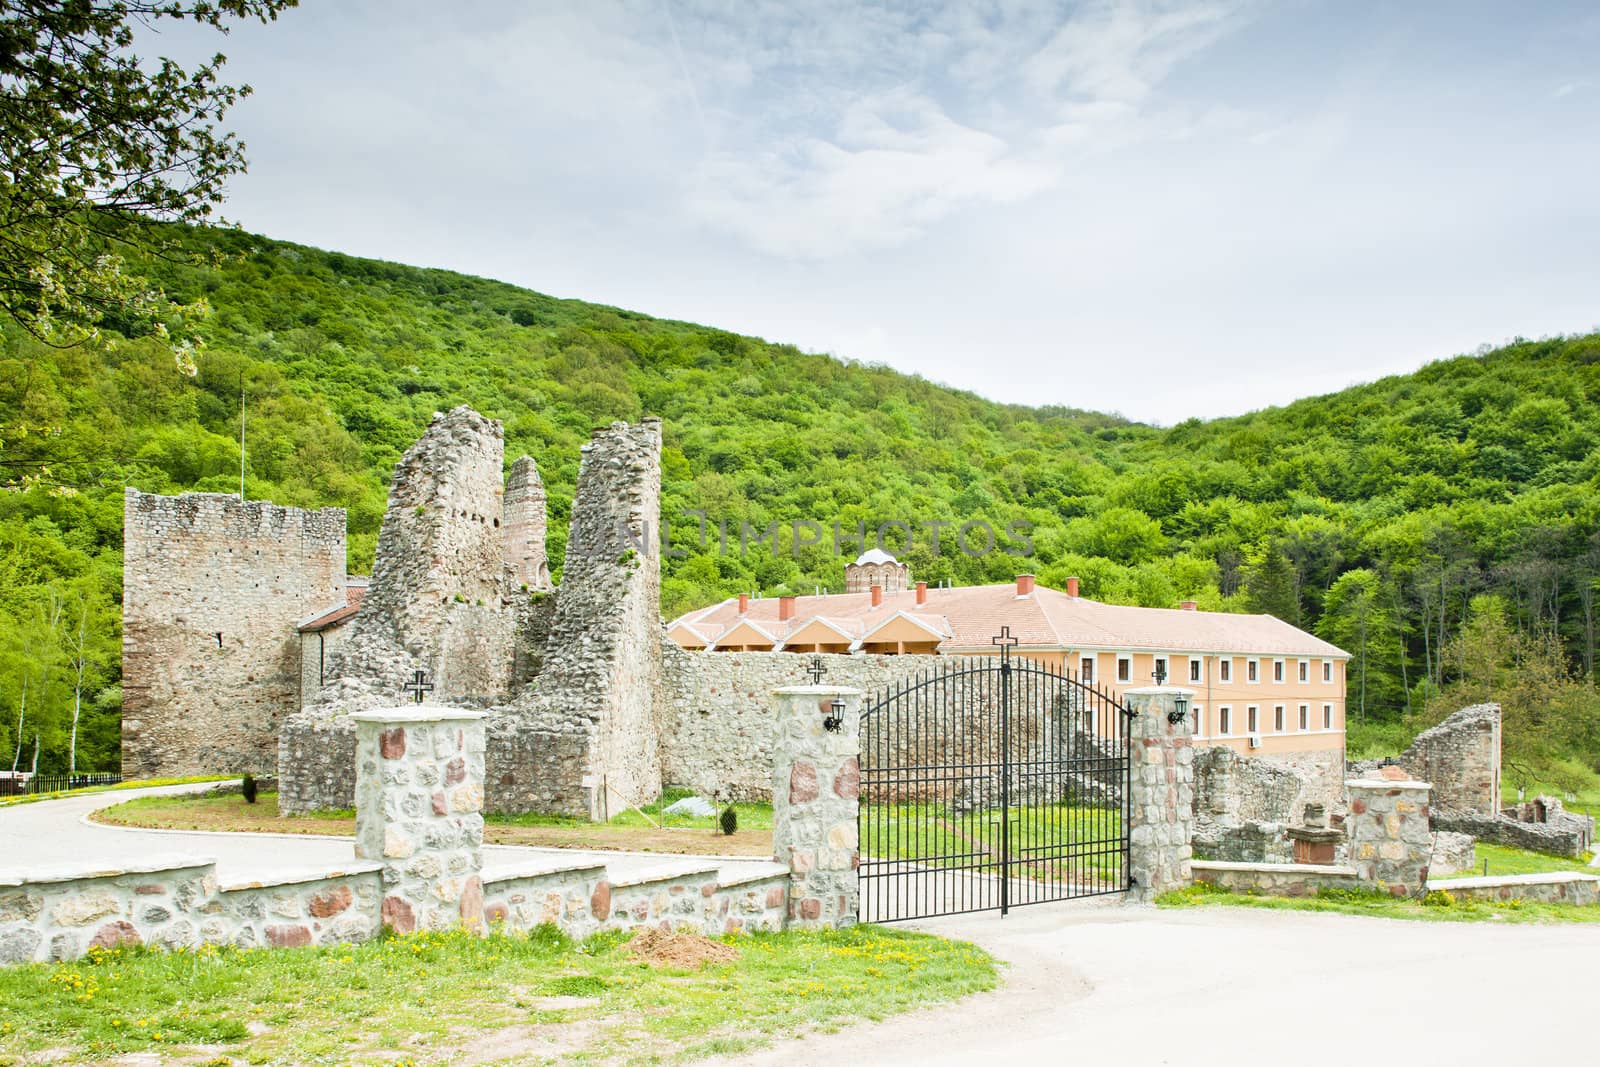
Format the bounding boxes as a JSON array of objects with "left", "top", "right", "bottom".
[
  {"left": 1429, "top": 831, "right": 1476, "bottom": 876},
  {"left": 659, "top": 647, "right": 939, "bottom": 801},
  {"left": 1433, "top": 811, "right": 1593, "bottom": 859},
  {"left": 1192, "top": 819, "right": 1292, "bottom": 864},
  {"left": 6, "top": 703, "right": 805, "bottom": 967},
  {"left": 277, "top": 712, "right": 358, "bottom": 815},
  {"left": 1428, "top": 872, "right": 1600, "bottom": 906},
  {"left": 0, "top": 856, "right": 383, "bottom": 964},
  {"left": 1193, "top": 860, "right": 1362, "bottom": 897}
]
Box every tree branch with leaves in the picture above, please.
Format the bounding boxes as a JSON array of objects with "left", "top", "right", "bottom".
[{"left": 0, "top": 0, "right": 297, "bottom": 349}]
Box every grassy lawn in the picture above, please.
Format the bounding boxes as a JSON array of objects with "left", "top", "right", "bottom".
[
  {"left": 861, "top": 803, "right": 1124, "bottom": 885},
  {"left": 92, "top": 788, "right": 779, "bottom": 857},
  {"left": 1157, "top": 881, "right": 1600, "bottom": 924},
  {"left": 0, "top": 775, "right": 237, "bottom": 809},
  {"left": 0, "top": 925, "right": 995, "bottom": 1066},
  {"left": 1434, "top": 842, "right": 1597, "bottom": 880}
]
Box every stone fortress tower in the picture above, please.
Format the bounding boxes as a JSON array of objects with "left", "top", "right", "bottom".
[{"left": 121, "top": 491, "right": 347, "bottom": 777}]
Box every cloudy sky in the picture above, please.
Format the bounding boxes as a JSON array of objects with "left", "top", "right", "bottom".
[{"left": 153, "top": 1, "right": 1599, "bottom": 424}]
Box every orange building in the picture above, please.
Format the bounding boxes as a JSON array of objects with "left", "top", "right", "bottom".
[{"left": 667, "top": 559, "right": 1349, "bottom": 763}]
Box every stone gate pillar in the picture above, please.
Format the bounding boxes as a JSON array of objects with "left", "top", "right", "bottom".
[
  {"left": 1346, "top": 775, "right": 1433, "bottom": 895},
  {"left": 351, "top": 707, "right": 486, "bottom": 934},
  {"left": 771, "top": 685, "right": 862, "bottom": 929},
  {"left": 1122, "top": 686, "right": 1196, "bottom": 903}
]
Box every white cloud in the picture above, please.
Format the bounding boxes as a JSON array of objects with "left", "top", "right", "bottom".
[
  {"left": 669, "top": 1, "right": 1255, "bottom": 257},
  {"left": 685, "top": 89, "right": 1059, "bottom": 257}
]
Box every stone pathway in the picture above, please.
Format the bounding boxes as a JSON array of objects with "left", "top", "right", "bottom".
[{"left": 0, "top": 781, "right": 776, "bottom": 886}]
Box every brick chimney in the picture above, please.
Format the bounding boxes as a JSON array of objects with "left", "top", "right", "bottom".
[
  {"left": 915, "top": 580, "right": 927, "bottom": 606},
  {"left": 1066, "top": 576, "right": 1080, "bottom": 598},
  {"left": 778, "top": 595, "right": 796, "bottom": 621},
  {"left": 1180, "top": 600, "right": 1198, "bottom": 611},
  {"left": 1016, "top": 574, "right": 1035, "bottom": 597},
  {"left": 870, "top": 585, "right": 883, "bottom": 608},
  {"left": 737, "top": 592, "right": 749, "bottom": 614}
]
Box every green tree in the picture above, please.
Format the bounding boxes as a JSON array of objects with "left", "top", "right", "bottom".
[
  {"left": 0, "top": 0, "right": 297, "bottom": 346},
  {"left": 1318, "top": 568, "right": 1399, "bottom": 723},
  {"left": 1244, "top": 543, "right": 1299, "bottom": 623}
]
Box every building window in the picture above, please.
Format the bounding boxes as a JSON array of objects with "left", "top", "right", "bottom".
[
  {"left": 1219, "top": 658, "right": 1232, "bottom": 683},
  {"left": 1323, "top": 660, "right": 1332, "bottom": 683},
  {"left": 1189, "top": 657, "right": 1202, "bottom": 683},
  {"left": 1298, "top": 659, "right": 1309, "bottom": 683},
  {"left": 1273, "top": 705, "right": 1285, "bottom": 732},
  {"left": 1323, "top": 703, "right": 1333, "bottom": 730},
  {"left": 1299, "top": 704, "right": 1309, "bottom": 731},
  {"left": 1247, "top": 706, "right": 1259, "bottom": 734},
  {"left": 1219, "top": 706, "right": 1231, "bottom": 735},
  {"left": 1080, "top": 655, "right": 1094, "bottom": 684},
  {"left": 1247, "top": 658, "right": 1259, "bottom": 684},
  {"left": 1192, "top": 703, "right": 1204, "bottom": 736},
  {"left": 1117, "top": 654, "right": 1132, "bottom": 683},
  {"left": 1272, "top": 659, "right": 1285, "bottom": 683},
  {"left": 1154, "top": 655, "right": 1169, "bottom": 684}
]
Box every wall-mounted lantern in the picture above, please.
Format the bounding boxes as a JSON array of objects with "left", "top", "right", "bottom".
[
  {"left": 1168, "top": 691, "right": 1189, "bottom": 727},
  {"left": 823, "top": 697, "right": 845, "bottom": 733}
]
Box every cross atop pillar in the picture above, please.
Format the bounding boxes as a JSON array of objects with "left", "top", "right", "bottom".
[{"left": 403, "top": 669, "right": 434, "bottom": 705}]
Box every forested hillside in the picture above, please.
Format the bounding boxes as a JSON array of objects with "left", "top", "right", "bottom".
[{"left": 2, "top": 226, "right": 1597, "bottom": 783}]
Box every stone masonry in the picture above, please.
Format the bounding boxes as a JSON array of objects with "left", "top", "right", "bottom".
[
  {"left": 1124, "top": 686, "right": 1195, "bottom": 902},
  {"left": 770, "top": 685, "right": 862, "bottom": 929},
  {"left": 1350, "top": 703, "right": 1500, "bottom": 816},
  {"left": 486, "top": 419, "right": 666, "bottom": 819},
  {"left": 2, "top": 703, "right": 795, "bottom": 966},
  {"left": 122, "top": 490, "right": 346, "bottom": 778},
  {"left": 351, "top": 708, "right": 486, "bottom": 934},
  {"left": 314, "top": 406, "right": 521, "bottom": 709},
  {"left": 503, "top": 455, "right": 552, "bottom": 592},
  {"left": 1346, "top": 775, "right": 1434, "bottom": 895}
]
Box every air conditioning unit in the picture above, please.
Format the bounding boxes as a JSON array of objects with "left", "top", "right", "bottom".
[{"left": 1247, "top": 735, "right": 1262, "bottom": 749}]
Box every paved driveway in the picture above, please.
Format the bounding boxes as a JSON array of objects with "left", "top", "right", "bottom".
[
  {"left": 718, "top": 899, "right": 1597, "bottom": 1067},
  {"left": 0, "top": 782, "right": 775, "bottom": 885}
]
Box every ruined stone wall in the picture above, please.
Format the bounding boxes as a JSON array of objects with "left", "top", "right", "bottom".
[
  {"left": 1351, "top": 704, "right": 1501, "bottom": 816},
  {"left": 315, "top": 406, "right": 520, "bottom": 710},
  {"left": 658, "top": 647, "right": 944, "bottom": 800},
  {"left": 122, "top": 489, "right": 346, "bottom": 778},
  {"left": 494, "top": 419, "right": 666, "bottom": 819},
  {"left": 502, "top": 455, "right": 552, "bottom": 592}
]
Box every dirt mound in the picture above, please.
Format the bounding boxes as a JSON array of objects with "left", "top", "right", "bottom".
[{"left": 624, "top": 927, "right": 740, "bottom": 969}]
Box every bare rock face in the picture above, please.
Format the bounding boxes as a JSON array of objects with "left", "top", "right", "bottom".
[{"left": 320, "top": 406, "right": 520, "bottom": 708}]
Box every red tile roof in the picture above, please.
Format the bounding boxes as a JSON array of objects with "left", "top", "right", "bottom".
[
  {"left": 298, "top": 582, "right": 367, "bottom": 633},
  {"left": 668, "top": 581, "right": 1347, "bottom": 658}
]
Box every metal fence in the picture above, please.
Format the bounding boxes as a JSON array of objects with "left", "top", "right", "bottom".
[{"left": 0, "top": 772, "right": 122, "bottom": 798}]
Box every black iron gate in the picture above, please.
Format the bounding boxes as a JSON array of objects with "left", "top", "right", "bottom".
[{"left": 858, "top": 627, "right": 1132, "bottom": 922}]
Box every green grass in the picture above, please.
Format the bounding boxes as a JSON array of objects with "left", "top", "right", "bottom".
[
  {"left": 0, "top": 775, "right": 236, "bottom": 808},
  {"left": 491, "top": 786, "right": 775, "bottom": 832},
  {"left": 1157, "top": 880, "right": 1600, "bottom": 924},
  {"left": 0, "top": 924, "right": 995, "bottom": 1065},
  {"left": 861, "top": 802, "right": 1124, "bottom": 884},
  {"left": 1434, "top": 842, "right": 1597, "bottom": 880}
]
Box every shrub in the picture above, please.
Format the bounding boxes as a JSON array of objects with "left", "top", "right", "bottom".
[
  {"left": 719, "top": 805, "right": 738, "bottom": 836},
  {"left": 241, "top": 774, "right": 257, "bottom": 804}
]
